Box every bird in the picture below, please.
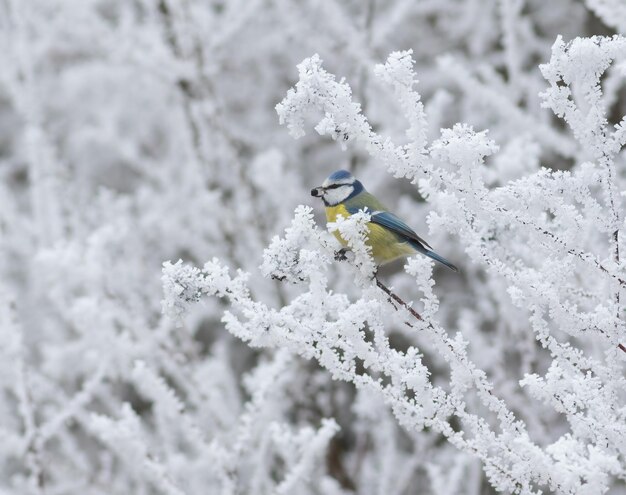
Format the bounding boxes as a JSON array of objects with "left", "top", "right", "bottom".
[{"left": 311, "top": 169, "right": 458, "bottom": 271}]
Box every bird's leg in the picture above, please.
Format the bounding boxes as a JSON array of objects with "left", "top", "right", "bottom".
[{"left": 334, "top": 247, "right": 351, "bottom": 262}]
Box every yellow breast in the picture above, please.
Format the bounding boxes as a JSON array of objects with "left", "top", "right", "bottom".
[{"left": 325, "top": 205, "right": 415, "bottom": 265}]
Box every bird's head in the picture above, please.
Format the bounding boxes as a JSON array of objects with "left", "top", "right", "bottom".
[{"left": 311, "top": 170, "right": 364, "bottom": 206}]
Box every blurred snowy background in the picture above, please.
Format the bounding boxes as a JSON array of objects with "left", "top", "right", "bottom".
[{"left": 1, "top": 0, "right": 626, "bottom": 493}]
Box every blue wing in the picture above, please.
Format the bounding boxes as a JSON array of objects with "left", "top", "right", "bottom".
[
  {"left": 345, "top": 200, "right": 458, "bottom": 271},
  {"left": 346, "top": 206, "right": 432, "bottom": 250}
]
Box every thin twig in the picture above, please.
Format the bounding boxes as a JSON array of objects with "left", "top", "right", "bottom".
[{"left": 375, "top": 277, "right": 423, "bottom": 323}]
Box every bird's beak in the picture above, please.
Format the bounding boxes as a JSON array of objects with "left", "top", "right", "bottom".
[{"left": 311, "top": 187, "right": 324, "bottom": 197}]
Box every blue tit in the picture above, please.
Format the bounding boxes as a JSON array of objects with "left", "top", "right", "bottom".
[{"left": 311, "top": 170, "right": 458, "bottom": 271}]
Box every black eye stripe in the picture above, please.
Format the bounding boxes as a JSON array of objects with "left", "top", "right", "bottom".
[{"left": 325, "top": 184, "right": 347, "bottom": 190}]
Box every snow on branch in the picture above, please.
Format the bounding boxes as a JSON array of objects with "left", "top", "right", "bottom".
[
  {"left": 10, "top": 2, "right": 626, "bottom": 494},
  {"left": 162, "top": 201, "right": 623, "bottom": 493},
  {"left": 276, "top": 51, "right": 430, "bottom": 181},
  {"left": 540, "top": 35, "right": 626, "bottom": 161},
  {"left": 164, "top": 44, "right": 626, "bottom": 492}
]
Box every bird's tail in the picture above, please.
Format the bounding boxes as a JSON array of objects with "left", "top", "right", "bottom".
[{"left": 418, "top": 247, "right": 459, "bottom": 272}]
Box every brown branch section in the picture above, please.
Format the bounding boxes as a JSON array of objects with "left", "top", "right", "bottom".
[{"left": 375, "top": 277, "right": 423, "bottom": 323}]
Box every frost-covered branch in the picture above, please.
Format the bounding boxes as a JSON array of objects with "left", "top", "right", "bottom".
[
  {"left": 163, "top": 196, "right": 624, "bottom": 493},
  {"left": 163, "top": 44, "right": 626, "bottom": 492},
  {"left": 3, "top": 2, "right": 626, "bottom": 494}
]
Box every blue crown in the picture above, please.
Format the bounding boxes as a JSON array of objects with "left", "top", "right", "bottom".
[{"left": 328, "top": 169, "right": 353, "bottom": 181}]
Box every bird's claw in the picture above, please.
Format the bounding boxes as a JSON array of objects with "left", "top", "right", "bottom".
[{"left": 334, "top": 248, "right": 350, "bottom": 262}]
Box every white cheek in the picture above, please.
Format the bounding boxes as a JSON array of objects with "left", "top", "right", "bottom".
[{"left": 324, "top": 186, "right": 353, "bottom": 205}]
